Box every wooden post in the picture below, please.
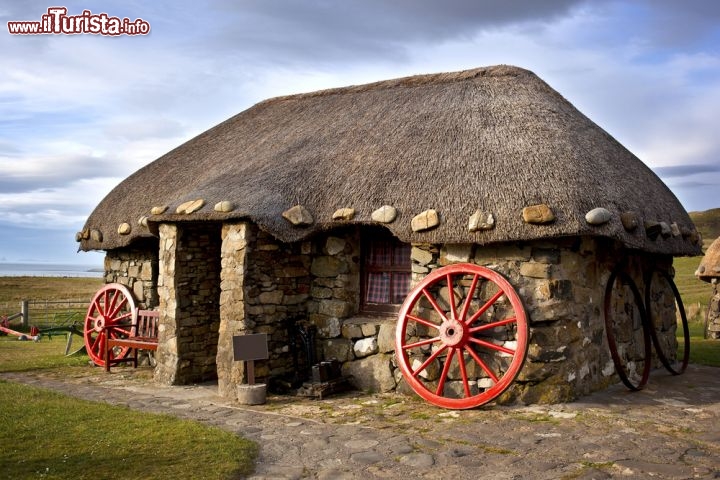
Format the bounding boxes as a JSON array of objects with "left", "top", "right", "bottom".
[
  {"left": 21, "top": 300, "right": 29, "bottom": 328},
  {"left": 246, "top": 360, "right": 255, "bottom": 385}
]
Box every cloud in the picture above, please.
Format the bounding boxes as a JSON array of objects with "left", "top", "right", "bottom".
[
  {"left": 0, "top": 177, "right": 120, "bottom": 229},
  {"left": 653, "top": 164, "right": 720, "bottom": 178},
  {"left": 201, "top": 0, "right": 584, "bottom": 64}
]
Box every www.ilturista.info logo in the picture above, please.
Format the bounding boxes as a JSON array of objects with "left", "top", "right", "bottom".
[{"left": 7, "top": 7, "right": 150, "bottom": 36}]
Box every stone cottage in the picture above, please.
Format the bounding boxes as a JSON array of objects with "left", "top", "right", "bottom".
[
  {"left": 77, "top": 65, "right": 702, "bottom": 406},
  {"left": 697, "top": 236, "right": 720, "bottom": 339}
]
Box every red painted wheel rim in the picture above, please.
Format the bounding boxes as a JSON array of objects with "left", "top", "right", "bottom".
[
  {"left": 83, "top": 283, "right": 136, "bottom": 366},
  {"left": 395, "top": 263, "right": 528, "bottom": 409}
]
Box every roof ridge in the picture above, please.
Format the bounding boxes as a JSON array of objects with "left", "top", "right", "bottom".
[{"left": 260, "top": 64, "right": 532, "bottom": 105}]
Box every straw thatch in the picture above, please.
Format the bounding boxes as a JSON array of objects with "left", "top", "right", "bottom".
[
  {"left": 696, "top": 237, "right": 720, "bottom": 282},
  {"left": 78, "top": 65, "right": 701, "bottom": 256}
]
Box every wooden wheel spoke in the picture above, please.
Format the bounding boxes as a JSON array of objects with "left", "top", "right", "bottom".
[
  {"left": 459, "top": 274, "right": 479, "bottom": 323},
  {"left": 406, "top": 314, "right": 441, "bottom": 331},
  {"left": 112, "top": 326, "right": 133, "bottom": 337},
  {"left": 435, "top": 348, "right": 456, "bottom": 395},
  {"left": 464, "top": 345, "right": 499, "bottom": 383},
  {"left": 106, "top": 296, "right": 129, "bottom": 321},
  {"left": 111, "top": 312, "right": 133, "bottom": 325},
  {"left": 465, "top": 290, "right": 504, "bottom": 326},
  {"left": 469, "top": 317, "right": 517, "bottom": 334},
  {"left": 446, "top": 273, "right": 458, "bottom": 321},
  {"left": 411, "top": 345, "right": 447, "bottom": 378},
  {"left": 422, "top": 288, "right": 449, "bottom": 323},
  {"left": 90, "top": 333, "right": 102, "bottom": 352},
  {"left": 469, "top": 337, "right": 515, "bottom": 356},
  {"left": 403, "top": 336, "right": 441, "bottom": 350},
  {"left": 92, "top": 298, "right": 104, "bottom": 316},
  {"left": 457, "top": 350, "right": 471, "bottom": 397}
]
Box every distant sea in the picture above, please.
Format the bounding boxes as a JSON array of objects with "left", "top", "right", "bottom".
[{"left": 0, "top": 263, "right": 104, "bottom": 278}]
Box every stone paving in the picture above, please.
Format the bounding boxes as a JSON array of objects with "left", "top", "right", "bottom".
[{"left": 2, "top": 365, "right": 719, "bottom": 479}]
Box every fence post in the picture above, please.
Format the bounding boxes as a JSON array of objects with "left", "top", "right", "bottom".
[{"left": 21, "top": 300, "right": 29, "bottom": 328}]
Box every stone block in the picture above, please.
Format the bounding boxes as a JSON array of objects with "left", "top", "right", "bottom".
[
  {"left": 258, "top": 290, "right": 284, "bottom": 304},
  {"left": 311, "top": 256, "right": 347, "bottom": 277},
  {"left": 520, "top": 262, "right": 551, "bottom": 279},
  {"left": 354, "top": 337, "right": 379, "bottom": 358},
  {"left": 342, "top": 323, "right": 363, "bottom": 339},
  {"left": 361, "top": 323, "right": 379, "bottom": 336},
  {"left": 440, "top": 244, "right": 474, "bottom": 264},
  {"left": 323, "top": 338, "right": 353, "bottom": 362},
  {"left": 411, "top": 247, "right": 433, "bottom": 266},
  {"left": 522, "top": 204, "right": 555, "bottom": 224},
  {"left": 531, "top": 247, "right": 560, "bottom": 264},
  {"left": 326, "top": 237, "right": 346, "bottom": 255},
  {"left": 319, "top": 299, "right": 352, "bottom": 318},
  {"left": 310, "top": 314, "right": 341, "bottom": 338},
  {"left": 377, "top": 323, "right": 396, "bottom": 353},
  {"left": 342, "top": 354, "right": 396, "bottom": 392}
]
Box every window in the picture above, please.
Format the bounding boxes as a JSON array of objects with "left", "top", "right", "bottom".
[{"left": 361, "top": 229, "right": 411, "bottom": 314}]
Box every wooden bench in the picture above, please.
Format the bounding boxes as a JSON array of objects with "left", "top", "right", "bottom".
[{"left": 104, "top": 308, "right": 159, "bottom": 372}]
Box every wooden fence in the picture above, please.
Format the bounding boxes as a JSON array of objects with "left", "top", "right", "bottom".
[{"left": 0, "top": 300, "right": 88, "bottom": 329}]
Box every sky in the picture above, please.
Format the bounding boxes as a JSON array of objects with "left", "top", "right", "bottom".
[{"left": 1, "top": 0, "right": 719, "bottom": 265}]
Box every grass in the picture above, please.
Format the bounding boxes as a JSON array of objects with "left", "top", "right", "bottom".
[
  {"left": 0, "top": 277, "right": 103, "bottom": 332},
  {"left": 0, "top": 336, "right": 88, "bottom": 373},
  {"left": 681, "top": 320, "right": 720, "bottom": 367},
  {"left": 0, "top": 336, "right": 258, "bottom": 479},
  {"left": 0, "top": 277, "right": 102, "bottom": 304},
  {"left": 673, "top": 255, "right": 714, "bottom": 313},
  {"left": 1, "top": 274, "right": 258, "bottom": 480},
  {"left": 0, "top": 381, "right": 257, "bottom": 480},
  {"left": 689, "top": 208, "right": 720, "bottom": 244}
]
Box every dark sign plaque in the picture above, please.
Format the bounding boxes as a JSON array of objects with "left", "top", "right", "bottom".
[{"left": 232, "top": 333, "right": 269, "bottom": 361}]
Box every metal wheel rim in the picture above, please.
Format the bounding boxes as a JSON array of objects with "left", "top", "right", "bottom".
[
  {"left": 603, "top": 267, "right": 651, "bottom": 391},
  {"left": 644, "top": 269, "right": 690, "bottom": 375}
]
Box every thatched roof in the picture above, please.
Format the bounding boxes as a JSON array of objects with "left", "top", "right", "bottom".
[
  {"left": 696, "top": 237, "right": 720, "bottom": 282},
  {"left": 78, "top": 65, "right": 701, "bottom": 256}
]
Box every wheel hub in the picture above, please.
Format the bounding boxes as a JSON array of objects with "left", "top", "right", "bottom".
[
  {"left": 94, "top": 316, "right": 106, "bottom": 332},
  {"left": 439, "top": 319, "right": 466, "bottom": 347}
]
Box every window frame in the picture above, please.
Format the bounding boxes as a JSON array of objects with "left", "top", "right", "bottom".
[{"left": 359, "top": 228, "right": 412, "bottom": 315}]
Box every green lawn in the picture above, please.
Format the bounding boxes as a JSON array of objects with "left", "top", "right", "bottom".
[{"left": 0, "top": 337, "right": 257, "bottom": 479}]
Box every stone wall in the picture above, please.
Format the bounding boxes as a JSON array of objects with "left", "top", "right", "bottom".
[
  {"left": 328, "top": 237, "right": 678, "bottom": 404},
  {"left": 217, "top": 222, "right": 249, "bottom": 398},
  {"left": 707, "top": 281, "right": 720, "bottom": 340},
  {"left": 103, "top": 238, "right": 158, "bottom": 309},
  {"left": 135, "top": 220, "right": 679, "bottom": 404},
  {"left": 242, "top": 227, "right": 314, "bottom": 380},
  {"left": 155, "top": 223, "right": 222, "bottom": 385}
]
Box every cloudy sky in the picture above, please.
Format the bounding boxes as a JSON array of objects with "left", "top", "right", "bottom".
[{"left": 1, "top": 0, "right": 719, "bottom": 265}]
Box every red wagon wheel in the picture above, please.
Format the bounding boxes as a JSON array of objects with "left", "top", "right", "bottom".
[
  {"left": 603, "top": 266, "right": 651, "bottom": 391},
  {"left": 84, "top": 283, "right": 136, "bottom": 367},
  {"left": 395, "top": 263, "right": 528, "bottom": 409},
  {"left": 644, "top": 268, "right": 689, "bottom": 375}
]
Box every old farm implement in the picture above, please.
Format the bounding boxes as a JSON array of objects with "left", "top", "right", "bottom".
[
  {"left": 394, "top": 262, "right": 690, "bottom": 409},
  {"left": 1, "top": 313, "right": 85, "bottom": 355}
]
